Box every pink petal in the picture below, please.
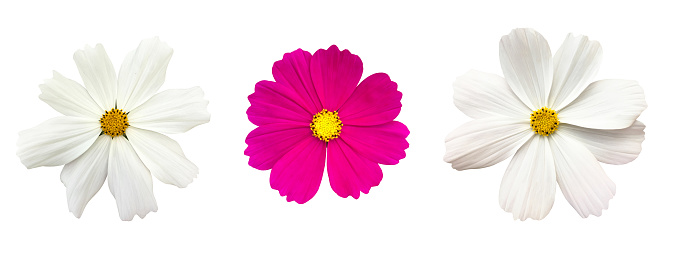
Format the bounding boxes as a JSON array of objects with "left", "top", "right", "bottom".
[
  {"left": 339, "top": 73, "right": 402, "bottom": 126},
  {"left": 272, "top": 49, "right": 322, "bottom": 114},
  {"left": 340, "top": 121, "right": 409, "bottom": 165},
  {"left": 247, "top": 80, "right": 312, "bottom": 126},
  {"left": 245, "top": 123, "right": 310, "bottom": 170},
  {"left": 270, "top": 137, "right": 326, "bottom": 204},
  {"left": 327, "top": 138, "right": 383, "bottom": 199},
  {"left": 311, "top": 45, "right": 363, "bottom": 111}
]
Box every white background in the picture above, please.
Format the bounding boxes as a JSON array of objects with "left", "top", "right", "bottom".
[{"left": 1, "top": 0, "right": 672, "bottom": 256}]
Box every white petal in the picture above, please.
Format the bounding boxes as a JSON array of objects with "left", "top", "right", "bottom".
[
  {"left": 499, "top": 28, "right": 553, "bottom": 110},
  {"left": 73, "top": 44, "right": 117, "bottom": 110},
  {"left": 108, "top": 138, "right": 157, "bottom": 221},
  {"left": 17, "top": 116, "right": 100, "bottom": 169},
  {"left": 499, "top": 136, "right": 555, "bottom": 220},
  {"left": 560, "top": 79, "right": 647, "bottom": 129},
  {"left": 60, "top": 135, "right": 111, "bottom": 218},
  {"left": 39, "top": 71, "right": 103, "bottom": 119},
  {"left": 453, "top": 70, "right": 531, "bottom": 119},
  {"left": 117, "top": 37, "right": 173, "bottom": 111},
  {"left": 550, "top": 133, "right": 616, "bottom": 218},
  {"left": 444, "top": 117, "right": 533, "bottom": 170},
  {"left": 557, "top": 121, "right": 645, "bottom": 165},
  {"left": 129, "top": 87, "right": 210, "bottom": 134},
  {"left": 126, "top": 127, "right": 198, "bottom": 188},
  {"left": 548, "top": 33, "right": 603, "bottom": 110}
]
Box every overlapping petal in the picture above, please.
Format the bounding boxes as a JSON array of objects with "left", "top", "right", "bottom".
[
  {"left": 340, "top": 121, "right": 409, "bottom": 165},
  {"left": 560, "top": 79, "right": 646, "bottom": 129},
  {"left": 73, "top": 43, "right": 117, "bottom": 110},
  {"left": 247, "top": 80, "right": 312, "bottom": 126},
  {"left": 499, "top": 28, "right": 553, "bottom": 110},
  {"left": 129, "top": 87, "right": 210, "bottom": 134},
  {"left": 453, "top": 70, "right": 531, "bottom": 119},
  {"left": 499, "top": 136, "right": 555, "bottom": 221},
  {"left": 311, "top": 45, "right": 363, "bottom": 111},
  {"left": 126, "top": 127, "right": 198, "bottom": 188},
  {"left": 548, "top": 33, "right": 602, "bottom": 110},
  {"left": 550, "top": 133, "right": 616, "bottom": 218},
  {"left": 39, "top": 71, "right": 103, "bottom": 119},
  {"left": 245, "top": 123, "right": 310, "bottom": 170},
  {"left": 557, "top": 121, "right": 645, "bottom": 165},
  {"left": 17, "top": 116, "right": 100, "bottom": 169},
  {"left": 60, "top": 136, "right": 111, "bottom": 218},
  {"left": 327, "top": 139, "right": 383, "bottom": 199},
  {"left": 339, "top": 73, "right": 402, "bottom": 126},
  {"left": 108, "top": 138, "right": 157, "bottom": 221},
  {"left": 270, "top": 137, "right": 326, "bottom": 204},
  {"left": 444, "top": 117, "right": 532, "bottom": 170},
  {"left": 117, "top": 37, "right": 173, "bottom": 111},
  {"left": 272, "top": 49, "right": 322, "bottom": 114}
]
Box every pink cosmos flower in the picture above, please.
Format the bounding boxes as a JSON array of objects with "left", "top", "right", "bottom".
[{"left": 245, "top": 45, "right": 409, "bottom": 203}]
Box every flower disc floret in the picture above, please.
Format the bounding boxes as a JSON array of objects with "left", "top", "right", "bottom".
[
  {"left": 530, "top": 107, "right": 559, "bottom": 136},
  {"left": 310, "top": 109, "right": 343, "bottom": 142},
  {"left": 100, "top": 108, "right": 129, "bottom": 138}
]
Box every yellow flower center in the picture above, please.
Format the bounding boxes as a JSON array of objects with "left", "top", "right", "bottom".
[
  {"left": 310, "top": 109, "right": 343, "bottom": 142},
  {"left": 530, "top": 107, "right": 559, "bottom": 136},
  {"left": 100, "top": 108, "right": 129, "bottom": 138}
]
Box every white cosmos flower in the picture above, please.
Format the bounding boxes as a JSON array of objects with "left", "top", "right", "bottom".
[
  {"left": 17, "top": 38, "right": 210, "bottom": 220},
  {"left": 444, "top": 28, "right": 647, "bottom": 220}
]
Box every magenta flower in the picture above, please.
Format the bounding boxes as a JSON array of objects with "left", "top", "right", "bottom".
[{"left": 245, "top": 45, "right": 409, "bottom": 203}]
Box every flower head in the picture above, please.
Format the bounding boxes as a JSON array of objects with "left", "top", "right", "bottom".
[
  {"left": 444, "top": 28, "right": 646, "bottom": 220},
  {"left": 17, "top": 38, "right": 210, "bottom": 220},
  {"left": 245, "top": 45, "right": 409, "bottom": 203}
]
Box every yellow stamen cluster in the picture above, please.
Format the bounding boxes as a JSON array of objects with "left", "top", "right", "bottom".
[
  {"left": 530, "top": 107, "right": 559, "bottom": 136},
  {"left": 310, "top": 109, "right": 343, "bottom": 142},
  {"left": 100, "top": 108, "right": 129, "bottom": 138}
]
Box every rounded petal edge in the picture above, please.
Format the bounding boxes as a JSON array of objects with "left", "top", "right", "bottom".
[
  {"left": 444, "top": 117, "right": 532, "bottom": 171},
  {"left": 129, "top": 86, "right": 210, "bottom": 134},
  {"left": 560, "top": 79, "right": 646, "bottom": 130},
  {"left": 339, "top": 72, "right": 402, "bottom": 126},
  {"left": 453, "top": 70, "right": 531, "bottom": 119},
  {"left": 311, "top": 45, "right": 363, "bottom": 111},
  {"left": 499, "top": 28, "right": 553, "bottom": 110}
]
